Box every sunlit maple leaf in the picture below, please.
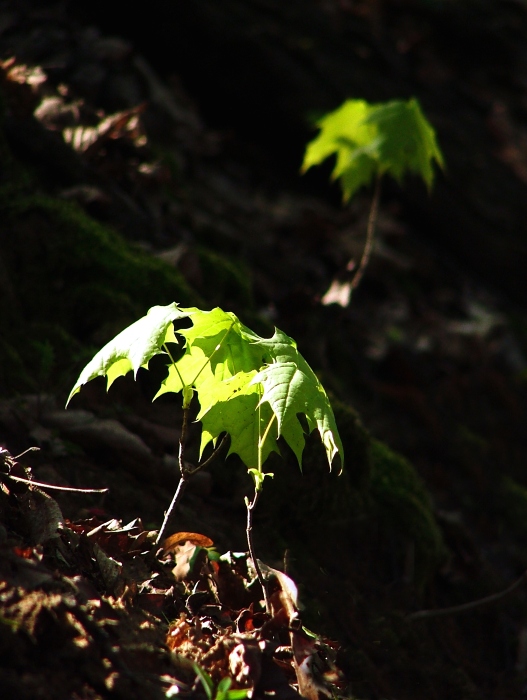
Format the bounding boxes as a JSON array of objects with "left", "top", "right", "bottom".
[
  {"left": 69, "top": 303, "right": 344, "bottom": 472},
  {"left": 302, "top": 97, "right": 444, "bottom": 200},
  {"left": 67, "top": 303, "right": 190, "bottom": 405},
  {"left": 199, "top": 389, "right": 279, "bottom": 468},
  {"left": 253, "top": 358, "right": 343, "bottom": 469}
]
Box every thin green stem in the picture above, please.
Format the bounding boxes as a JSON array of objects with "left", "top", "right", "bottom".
[
  {"left": 257, "top": 390, "right": 263, "bottom": 472},
  {"left": 190, "top": 322, "right": 235, "bottom": 386},
  {"left": 244, "top": 396, "right": 275, "bottom": 613},
  {"left": 258, "top": 414, "right": 276, "bottom": 471},
  {"left": 163, "top": 343, "right": 186, "bottom": 389},
  {"left": 351, "top": 175, "right": 382, "bottom": 292}
]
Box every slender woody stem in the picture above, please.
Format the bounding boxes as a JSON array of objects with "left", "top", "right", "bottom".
[
  {"left": 155, "top": 407, "right": 190, "bottom": 547},
  {"left": 5, "top": 474, "right": 108, "bottom": 494},
  {"left": 155, "top": 423, "right": 228, "bottom": 547},
  {"left": 155, "top": 475, "right": 188, "bottom": 547},
  {"left": 187, "top": 434, "right": 228, "bottom": 475},
  {"left": 408, "top": 569, "right": 527, "bottom": 621},
  {"left": 13, "top": 447, "right": 40, "bottom": 459},
  {"left": 246, "top": 488, "right": 271, "bottom": 614},
  {"left": 351, "top": 175, "right": 382, "bottom": 292},
  {"left": 178, "top": 407, "right": 189, "bottom": 473}
]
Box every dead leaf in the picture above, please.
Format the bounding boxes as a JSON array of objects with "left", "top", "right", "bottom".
[
  {"left": 172, "top": 541, "right": 209, "bottom": 582},
  {"left": 290, "top": 631, "right": 322, "bottom": 700},
  {"left": 166, "top": 613, "right": 192, "bottom": 650},
  {"left": 21, "top": 488, "right": 64, "bottom": 545},
  {"left": 93, "top": 542, "right": 124, "bottom": 596},
  {"left": 62, "top": 105, "right": 147, "bottom": 156},
  {"left": 163, "top": 532, "right": 214, "bottom": 554},
  {"left": 321, "top": 279, "right": 352, "bottom": 307},
  {"left": 228, "top": 640, "right": 262, "bottom": 687},
  {"left": 257, "top": 560, "right": 299, "bottom": 622}
]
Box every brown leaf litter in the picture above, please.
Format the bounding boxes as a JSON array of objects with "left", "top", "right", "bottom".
[{"left": 0, "top": 447, "right": 347, "bottom": 700}]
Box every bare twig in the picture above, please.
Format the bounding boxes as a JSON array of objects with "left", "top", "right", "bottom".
[
  {"left": 155, "top": 475, "right": 188, "bottom": 548},
  {"left": 6, "top": 474, "right": 108, "bottom": 494},
  {"left": 187, "top": 434, "right": 228, "bottom": 475},
  {"left": 155, "top": 408, "right": 190, "bottom": 548},
  {"left": 351, "top": 175, "right": 382, "bottom": 292},
  {"left": 13, "top": 446, "right": 40, "bottom": 459},
  {"left": 155, "top": 423, "right": 228, "bottom": 547},
  {"left": 408, "top": 570, "right": 527, "bottom": 621},
  {"left": 178, "top": 407, "right": 189, "bottom": 474},
  {"left": 246, "top": 489, "right": 270, "bottom": 614}
]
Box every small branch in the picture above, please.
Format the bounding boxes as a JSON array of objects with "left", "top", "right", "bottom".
[
  {"left": 155, "top": 408, "right": 191, "bottom": 547},
  {"left": 155, "top": 475, "right": 188, "bottom": 547},
  {"left": 246, "top": 489, "right": 270, "bottom": 614},
  {"left": 408, "top": 570, "right": 527, "bottom": 621},
  {"left": 13, "top": 446, "right": 40, "bottom": 460},
  {"left": 6, "top": 474, "right": 108, "bottom": 494},
  {"left": 187, "top": 434, "right": 229, "bottom": 475},
  {"left": 351, "top": 175, "right": 382, "bottom": 292},
  {"left": 178, "top": 407, "right": 189, "bottom": 474}
]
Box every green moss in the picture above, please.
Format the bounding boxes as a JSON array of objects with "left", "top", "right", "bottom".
[
  {"left": 370, "top": 439, "right": 446, "bottom": 584},
  {"left": 0, "top": 194, "right": 202, "bottom": 395},
  {"left": 196, "top": 246, "right": 253, "bottom": 310},
  {"left": 254, "top": 398, "right": 443, "bottom": 589}
]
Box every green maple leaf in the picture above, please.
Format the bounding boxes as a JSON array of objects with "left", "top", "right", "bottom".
[
  {"left": 153, "top": 344, "right": 212, "bottom": 402},
  {"left": 198, "top": 387, "right": 279, "bottom": 468},
  {"left": 366, "top": 98, "right": 444, "bottom": 188},
  {"left": 179, "top": 315, "right": 342, "bottom": 469},
  {"left": 68, "top": 303, "right": 344, "bottom": 473},
  {"left": 154, "top": 307, "right": 270, "bottom": 413},
  {"left": 179, "top": 307, "right": 270, "bottom": 379},
  {"left": 67, "top": 303, "right": 190, "bottom": 405},
  {"left": 253, "top": 358, "right": 343, "bottom": 469},
  {"left": 302, "top": 97, "right": 444, "bottom": 201}
]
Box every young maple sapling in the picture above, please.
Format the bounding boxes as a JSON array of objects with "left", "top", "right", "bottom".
[
  {"left": 67, "top": 304, "right": 343, "bottom": 609},
  {"left": 302, "top": 97, "right": 444, "bottom": 293}
]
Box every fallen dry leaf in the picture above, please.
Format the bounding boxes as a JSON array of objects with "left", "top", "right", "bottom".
[{"left": 163, "top": 531, "right": 214, "bottom": 554}]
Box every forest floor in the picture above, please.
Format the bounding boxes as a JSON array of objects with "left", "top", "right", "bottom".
[{"left": 2, "top": 2, "right": 527, "bottom": 699}]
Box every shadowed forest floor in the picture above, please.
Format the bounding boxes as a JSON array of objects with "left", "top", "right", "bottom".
[{"left": 2, "top": 1, "right": 527, "bottom": 698}]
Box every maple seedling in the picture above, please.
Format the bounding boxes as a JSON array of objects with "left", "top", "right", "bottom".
[
  {"left": 302, "top": 97, "right": 444, "bottom": 292},
  {"left": 67, "top": 303, "right": 343, "bottom": 609}
]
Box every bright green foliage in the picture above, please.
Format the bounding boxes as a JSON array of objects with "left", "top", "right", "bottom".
[
  {"left": 68, "top": 303, "right": 343, "bottom": 477},
  {"left": 192, "top": 663, "right": 249, "bottom": 700},
  {"left": 302, "top": 97, "right": 444, "bottom": 200},
  {"left": 66, "top": 303, "right": 191, "bottom": 404}
]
